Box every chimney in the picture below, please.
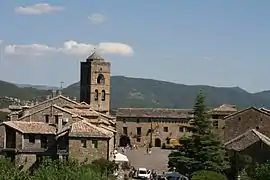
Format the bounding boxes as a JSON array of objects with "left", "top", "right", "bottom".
[
  {"left": 52, "top": 90, "right": 56, "bottom": 98},
  {"left": 73, "top": 97, "right": 77, "bottom": 101}
]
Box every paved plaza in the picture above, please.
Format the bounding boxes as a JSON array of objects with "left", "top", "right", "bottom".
[{"left": 124, "top": 147, "right": 173, "bottom": 173}]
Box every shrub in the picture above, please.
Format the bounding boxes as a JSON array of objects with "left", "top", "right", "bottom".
[{"left": 191, "top": 170, "right": 228, "bottom": 180}]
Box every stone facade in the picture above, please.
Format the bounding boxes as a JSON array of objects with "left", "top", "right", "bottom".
[
  {"left": 80, "top": 52, "right": 111, "bottom": 114},
  {"left": 0, "top": 94, "right": 116, "bottom": 168},
  {"left": 69, "top": 138, "right": 109, "bottom": 163},
  {"left": 224, "top": 107, "right": 270, "bottom": 142},
  {"left": 116, "top": 105, "right": 237, "bottom": 147}
]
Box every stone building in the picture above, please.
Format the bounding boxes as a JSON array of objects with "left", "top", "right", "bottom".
[
  {"left": 80, "top": 52, "right": 111, "bottom": 114},
  {"left": 116, "top": 104, "right": 237, "bottom": 148},
  {"left": 0, "top": 52, "right": 116, "bottom": 169}
]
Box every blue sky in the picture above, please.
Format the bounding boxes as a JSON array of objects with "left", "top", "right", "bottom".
[{"left": 0, "top": 0, "right": 270, "bottom": 92}]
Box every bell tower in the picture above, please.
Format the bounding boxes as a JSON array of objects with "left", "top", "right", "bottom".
[{"left": 80, "top": 51, "right": 111, "bottom": 114}]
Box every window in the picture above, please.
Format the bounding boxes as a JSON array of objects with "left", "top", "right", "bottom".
[
  {"left": 45, "top": 115, "right": 49, "bottom": 123},
  {"left": 97, "top": 74, "right": 105, "bottom": 84},
  {"left": 101, "top": 90, "right": 105, "bottom": 101},
  {"left": 238, "top": 117, "right": 241, "bottom": 121},
  {"left": 123, "top": 119, "right": 126, "bottom": 123},
  {"left": 123, "top": 127, "right": 128, "bottom": 135},
  {"left": 163, "top": 127, "right": 168, "bottom": 132},
  {"left": 136, "top": 119, "right": 140, "bottom": 123},
  {"left": 148, "top": 118, "right": 151, "bottom": 122},
  {"left": 81, "top": 140, "right": 87, "bottom": 148},
  {"left": 212, "top": 115, "right": 219, "bottom": 119},
  {"left": 92, "top": 139, "right": 98, "bottom": 148},
  {"left": 213, "top": 120, "right": 219, "bottom": 129},
  {"left": 136, "top": 127, "right": 141, "bottom": 136},
  {"left": 94, "top": 90, "right": 98, "bottom": 100},
  {"left": 179, "top": 126, "right": 185, "bottom": 132},
  {"left": 29, "top": 135, "right": 35, "bottom": 143},
  {"left": 54, "top": 115, "right": 59, "bottom": 124},
  {"left": 136, "top": 137, "right": 141, "bottom": 142},
  {"left": 41, "top": 136, "right": 48, "bottom": 148}
]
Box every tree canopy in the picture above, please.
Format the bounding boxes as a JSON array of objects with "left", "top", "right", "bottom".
[{"left": 168, "top": 91, "right": 228, "bottom": 176}]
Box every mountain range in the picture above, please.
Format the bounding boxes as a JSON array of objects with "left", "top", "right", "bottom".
[{"left": 1, "top": 76, "right": 270, "bottom": 110}]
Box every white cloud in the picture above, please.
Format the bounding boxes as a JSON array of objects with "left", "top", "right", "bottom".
[
  {"left": 88, "top": 13, "right": 106, "bottom": 24},
  {"left": 15, "top": 3, "right": 64, "bottom": 15},
  {"left": 5, "top": 41, "right": 133, "bottom": 57},
  {"left": 5, "top": 44, "right": 57, "bottom": 56}
]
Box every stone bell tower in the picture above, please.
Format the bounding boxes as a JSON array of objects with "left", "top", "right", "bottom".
[{"left": 80, "top": 51, "right": 111, "bottom": 114}]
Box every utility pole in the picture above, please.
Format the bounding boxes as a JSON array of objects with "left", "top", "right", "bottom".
[{"left": 150, "top": 118, "right": 153, "bottom": 148}]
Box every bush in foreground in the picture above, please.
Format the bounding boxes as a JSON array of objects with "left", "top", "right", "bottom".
[{"left": 191, "top": 170, "right": 227, "bottom": 180}]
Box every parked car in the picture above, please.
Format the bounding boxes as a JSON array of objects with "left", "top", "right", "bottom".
[
  {"left": 137, "top": 168, "right": 151, "bottom": 179},
  {"left": 163, "top": 171, "right": 189, "bottom": 180}
]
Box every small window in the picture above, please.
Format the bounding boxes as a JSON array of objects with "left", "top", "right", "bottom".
[
  {"left": 212, "top": 115, "right": 219, "bottom": 119},
  {"left": 81, "top": 139, "right": 87, "bottom": 148},
  {"left": 179, "top": 126, "right": 185, "bottom": 132},
  {"left": 54, "top": 115, "right": 59, "bottom": 124},
  {"left": 123, "top": 127, "right": 128, "bottom": 135},
  {"left": 97, "top": 74, "right": 105, "bottom": 84},
  {"left": 136, "top": 137, "right": 141, "bottom": 142},
  {"left": 94, "top": 90, "right": 98, "bottom": 101},
  {"left": 45, "top": 115, "right": 49, "bottom": 123},
  {"left": 256, "top": 126, "right": 259, "bottom": 130},
  {"left": 101, "top": 90, "right": 105, "bottom": 101},
  {"left": 213, "top": 120, "right": 219, "bottom": 129},
  {"left": 163, "top": 127, "right": 168, "bottom": 132},
  {"left": 148, "top": 118, "right": 151, "bottom": 122},
  {"left": 137, "top": 119, "right": 140, "bottom": 123},
  {"left": 92, "top": 139, "right": 98, "bottom": 148},
  {"left": 29, "top": 135, "right": 35, "bottom": 143},
  {"left": 238, "top": 117, "right": 241, "bottom": 121},
  {"left": 123, "top": 119, "right": 126, "bottom": 123}
]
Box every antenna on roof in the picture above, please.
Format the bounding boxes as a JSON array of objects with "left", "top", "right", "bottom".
[{"left": 60, "top": 81, "right": 64, "bottom": 89}]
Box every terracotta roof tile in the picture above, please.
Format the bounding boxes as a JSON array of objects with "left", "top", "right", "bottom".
[
  {"left": 69, "top": 120, "right": 113, "bottom": 138},
  {"left": 3, "top": 121, "right": 56, "bottom": 134},
  {"left": 116, "top": 108, "right": 193, "bottom": 119},
  {"left": 225, "top": 129, "right": 270, "bottom": 151}
]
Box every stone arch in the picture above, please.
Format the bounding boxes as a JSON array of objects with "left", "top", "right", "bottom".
[
  {"left": 94, "top": 89, "right": 98, "bottom": 100},
  {"left": 101, "top": 90, "right": 105, "bottom": 101},
  {"left": 119, "top": 135, "right": 131, "bottom": 147},
  {"left": 97, "top": 74, "right": 105, "bottom": 84},
  {"left": 154, "top": 138, "right": 161, "bottom": 147}
]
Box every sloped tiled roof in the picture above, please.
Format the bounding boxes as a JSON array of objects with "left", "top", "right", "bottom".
[
  {"left": 225, "top": 129, "right": 270, "bottom": 151},
  {"left": 212, "top": 104, "right": 237, "bottom": 112},
  {"left": 64, "top": 120, "right": 113, "bottom": 138},
  {"left": 116, "top": 108, "right": 193, "bottom": 119},
  {"left": 3, "top": 121, "right": 56, "bottom": 134},
  {"left": 86, "top": 52, "right": 104, "bottom": 61}
]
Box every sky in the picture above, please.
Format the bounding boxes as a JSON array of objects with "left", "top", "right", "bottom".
[{"left": 0, "top": 0, "right": 270, "bottom": 92}]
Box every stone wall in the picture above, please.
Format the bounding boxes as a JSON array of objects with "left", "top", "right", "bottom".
[
  {"left": 224, "top": 108, "right": 270, "bottom": 142},
  {"left": 69, "top": 137, "right": 108, "bottom": 163},
  {"left": 90, "top": 61, "right": 111, "bottom": 113},
  {"left": 0, "top": 125, "right": 5, "bottom": 148},
  {"left": 18, "top": 106, "right": 80, "bottom": 127},
  {"left": 116, "top": 117, "right": 192, "bottom": 147},
  {"left": 28, "top": 96, "right": 78, "bottom": 114}
]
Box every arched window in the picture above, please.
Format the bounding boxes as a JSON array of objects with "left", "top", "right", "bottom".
[
  {"left": 101, "top": 90, "right": 105, "bottom": 101},
  {"left": 94, "top": 90, "right": 98, "bottom": 101},
  {"left": 97, "top": 74, "right": 105, "bottom": 84}
]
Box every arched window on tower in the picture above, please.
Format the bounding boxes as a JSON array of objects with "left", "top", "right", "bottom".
[
  {"left": 94, "top": 90, "right": 98, "bottom": 101},
  {"left": 101, "top": 90, "right": 106, "bottom": 101},
  {"left": 97, "top": 74, "right": 105, "bottom": 84}
]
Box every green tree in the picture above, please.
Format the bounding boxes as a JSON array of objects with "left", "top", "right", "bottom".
[
  {"left": 168, "top": 91, "right": 228, "bottom": 176},
  {"left": 248, "top": 161, "right": 270, "bottom": 180},
  {"left": 191, "top": 170, "right": 227, "bottom": 180}
]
